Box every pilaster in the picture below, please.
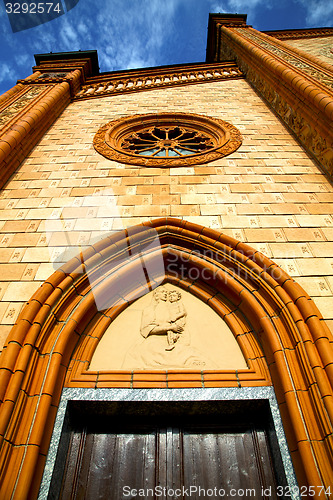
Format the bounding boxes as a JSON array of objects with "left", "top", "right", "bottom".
[
  {"left": 207, "top": 15, "right": 333, "bottom": 179},
  {"left": 0, "top": 51, "right": 99, "bottom": 189}
]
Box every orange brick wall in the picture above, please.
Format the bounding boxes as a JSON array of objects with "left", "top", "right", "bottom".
[
  {"left": 0, "top": 78, "right": 332, "bottom": 349},
  {"left": 285, "top": 36, "right": 333, "bottom": 67}
]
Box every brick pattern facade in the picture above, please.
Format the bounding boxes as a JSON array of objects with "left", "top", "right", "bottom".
[
  {"left": 0, "top": 78, "right": 332, "bottom": 350},
  {"left": 1, "top": 23, "right": 333, "bottom": 494}
]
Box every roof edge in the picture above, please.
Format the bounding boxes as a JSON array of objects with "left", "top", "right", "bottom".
[
  {"left": 34, "top": 50, "right": 100, "bottom": 75},
  {"left": 206, "top": 13, "right": 248, "bottom": 62}
]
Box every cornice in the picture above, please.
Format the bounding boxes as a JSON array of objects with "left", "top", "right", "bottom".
[
  {"left": 74, "top": 62, "right": 244, "bottom": 100},
  {"left": 265, "top": 27, "right": 333, "bottom": 41},
  {"left": 206, "top": 14, "right": 249, "bottom": 62},
  {"left": 17, "top": 64, "right": 88, "bottom": 99},
  {"left": 34, "top": 50, "right": 99, "bottom": 75},
  {"left": 14, "top": 52, "right": 101, "bottom": 99}
]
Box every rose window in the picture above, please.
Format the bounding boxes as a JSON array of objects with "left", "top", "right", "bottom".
[
  {"left": 121, "top": 126, "right": 215, "bottom": 157},
  {"left": 93, "top": 113, "right": 242, "bottom": 167}
]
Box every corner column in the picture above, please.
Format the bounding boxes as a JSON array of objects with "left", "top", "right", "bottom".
[
  {"left": 0, "top": 52, "right": 99, "bottom": 189},
  {"left": 208, "top": 16, "right": 333, "bottom": 179}
]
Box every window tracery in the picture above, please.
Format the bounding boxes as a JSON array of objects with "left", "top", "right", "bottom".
[{"left": 93, "top": 112, "right": 242, "bottom": 167}]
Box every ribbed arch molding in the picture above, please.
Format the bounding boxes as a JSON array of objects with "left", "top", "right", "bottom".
[{"left": 0, "top": 218, "right": 332, "bottom": 497}]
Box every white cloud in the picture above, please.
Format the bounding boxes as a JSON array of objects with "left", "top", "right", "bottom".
[
  {"left": 208, "top": 0, "right": 274, "bottom": 26},
  {"left": 295, "top": 0, "right": 333, "bottom": 26},
  {"left": 228, "top": 0, "right": 270, "bottom": 8},
  {"left": 92, "top": 0, "right": 182, "bottom": 71},
  {"left": 59, "top": 19, "right": 81, "bottom": 49},
  {"left": 0, "top": 63, "right": 12, "bottom": 83},
  {"left": 211, "top": 3, "right": 228, "bottom": 12},
  {"left": 77, "top": 21, "right": 89, "bottom": 36},
  {"left": 16, "top": 54, "right": 30, "bottom": 66}
]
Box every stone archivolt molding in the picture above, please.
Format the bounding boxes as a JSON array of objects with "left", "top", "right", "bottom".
[
  {"left": 0, "top": 218, "right": 333, "bottom": 496},
  {"left": 93, "top": 112, "right": 242, "bottom": 167},
  {"left": 75, "top": 62, "right": 243, "bottom": 100}
]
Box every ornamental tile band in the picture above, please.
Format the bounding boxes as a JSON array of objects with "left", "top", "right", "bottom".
[
  {"left": 0, "top": 86, "right": 47, "bottom": 130},
  {"left": 93, "top": 112, "right": 242, "bottom": 167},
  {"left": 265, "top": 28, "right": 333, "bottom": 40}
]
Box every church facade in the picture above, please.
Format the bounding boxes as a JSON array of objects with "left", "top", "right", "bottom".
[{"left": 0, "top": 13, "right": 333, "bottom": 499}]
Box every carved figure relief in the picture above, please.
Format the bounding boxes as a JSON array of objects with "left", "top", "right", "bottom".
[
  {"left": 140, "top": 287, "right": 187, "bottom": 352},
  {"left": 89, "top": 284, "right": 248, "bottom": 370}
]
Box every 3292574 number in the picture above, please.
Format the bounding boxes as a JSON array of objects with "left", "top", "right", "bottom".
[
  {"left": 5, "top": 3, "right": 62, "bottom": 14},
  {"left": 276, "top": 485, "right": 332, "bottom": 497}
]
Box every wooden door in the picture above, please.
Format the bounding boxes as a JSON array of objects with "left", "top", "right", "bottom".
[{"left": 57, "top": 423, "right": 279, "bottom": 499}]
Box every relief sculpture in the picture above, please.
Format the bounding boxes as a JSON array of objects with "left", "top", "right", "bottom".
[
  {"left": 125, "top": 285, "right": 215, "bottom": 369},
  {"left": 140, "top": 287, "right": 187, "bottom": 351},
  {"left": 89, "top": 283, "right": 248, "bottom": 371}
]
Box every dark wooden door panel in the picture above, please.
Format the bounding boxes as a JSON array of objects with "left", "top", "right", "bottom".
[
  {"left": 182, "top": 430, "right": 278, "bottom": 499},
  {"left": 58, "top": 425, "right": 278, "bottom": 499},
  {"left": 60, "top": 430, "right": 157, "bottom": 499},
  {"left": 157, "top": 427, "right": 182, "bottom": 495}
]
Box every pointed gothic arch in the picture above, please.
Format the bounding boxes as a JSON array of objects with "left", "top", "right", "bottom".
[{"left": 0, "top": 217, "right": 332, "bottom": 498}]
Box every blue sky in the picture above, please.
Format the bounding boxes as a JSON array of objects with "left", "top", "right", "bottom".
[{"left": 0, "top": 0, "right": 332, "bottom": 95}]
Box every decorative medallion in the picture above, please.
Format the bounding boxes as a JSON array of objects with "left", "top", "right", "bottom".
[{"left": 93, "top": 112, "right": 242, "bottom": 167}]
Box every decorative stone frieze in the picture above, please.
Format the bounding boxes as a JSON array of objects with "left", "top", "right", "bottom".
[
  {"left": 76, "top": 62, "right": 243, "bottom": 100},
  {"left": 245, "top": 63, "right": 333, "bottom": 176},
  {"left": 234, "top": 27, "right": 333, "bottom": 91},
  {"left": 265, "top": 28, "right": 333, "bottom": 40},
  {"left": 0, "top": 85, "right": 47, "bottom": 130},
  {"left": 208, "top": 22, "right": 333, "bottom": 179}
]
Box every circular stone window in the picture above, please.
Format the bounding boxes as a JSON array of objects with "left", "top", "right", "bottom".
[{"left": 93, "top": 112, "right": 242, "bottom": 167}]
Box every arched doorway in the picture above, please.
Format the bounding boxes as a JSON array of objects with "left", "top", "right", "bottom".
[{"left": 0, "top": 218, "right": 332, "bottom": 498}]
